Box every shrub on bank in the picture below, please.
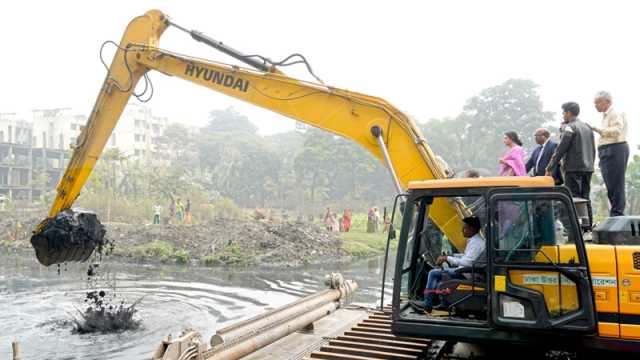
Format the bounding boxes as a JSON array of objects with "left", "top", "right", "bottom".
[
  {"left": 117, "top": 240, "right": 174, "bottom": 262},
  {"left": 174, "top": 249, "right": 190, "bottom": 264},
  {"left": 200, "top": 244, "right": 255, "bottom": 267}
]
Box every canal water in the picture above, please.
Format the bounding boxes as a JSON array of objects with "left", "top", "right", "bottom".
[{"left": 0, "top": 251, "right": 394, "bottom": 360}]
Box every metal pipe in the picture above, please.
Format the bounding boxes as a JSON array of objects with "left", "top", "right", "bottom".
[
  {"left": 207, "top": 301, "right": 340, "bottom": 360},
  {"left": 166, "top": 19, "right": 270, "bottom": 72},
  {"left": 212, "top": 288, "right": 332, "bottom": 345},
  {"left": 211, "top": 280, "right": 357, "bottom": 348},
  {"left": 371, "top": 126, "right": 403, "bottom": 194}
]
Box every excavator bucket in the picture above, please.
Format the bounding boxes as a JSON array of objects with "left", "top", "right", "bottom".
[{"left": 30, "top": 209, "right": 106, "bottom": 266}]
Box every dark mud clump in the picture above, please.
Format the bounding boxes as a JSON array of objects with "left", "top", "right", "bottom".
[
  {"left": 72, "top": 263, "right": 142, "bottom": 333},
  {"left": 30, "top": 209, "right": 109, "bottom": 266},
  {"left": 72, "top": 289, "right": 143, "bottom": 334}
]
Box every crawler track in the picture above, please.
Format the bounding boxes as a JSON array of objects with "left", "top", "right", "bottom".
[{"left": 303, "top": 307, "right": 447, "bottom": 360}]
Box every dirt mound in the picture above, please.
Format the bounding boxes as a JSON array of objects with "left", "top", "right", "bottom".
[{"left": 106, "top": 218, "right": 345, "bottom": 266}]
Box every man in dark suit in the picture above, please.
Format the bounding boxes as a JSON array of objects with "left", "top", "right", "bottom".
[{"left": 526, "top": 128, "right": 562, "bottom": 184}]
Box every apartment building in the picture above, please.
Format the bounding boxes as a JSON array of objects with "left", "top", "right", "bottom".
[
  {"left": 0, "top": 112, "right": 68, "bottom": 200},
  {"left": 112, "top": 103, "right": 169, "bottom": 160}
]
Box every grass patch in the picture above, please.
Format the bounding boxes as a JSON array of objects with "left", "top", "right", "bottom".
[
  {"left": 200, "top": 244, "right": 255, "bottom": 267},
  {"left": 339, "top": 231, "right": 394, "bottom": 258},
  {"left": 0, "top": 239, "right": 15, "bottom": 248},
  {"left": 114, "top": 240, "right": 174, "bottom": 262}
]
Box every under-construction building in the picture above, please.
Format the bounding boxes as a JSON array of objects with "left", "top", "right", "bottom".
[
  {"left": 0, "top": 104, "right": 169, "bottom": 200},
  {"left": 0, "top": 111, "right": 72, "bottom": 200}
]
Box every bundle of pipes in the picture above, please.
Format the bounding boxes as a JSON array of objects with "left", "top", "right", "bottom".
[
  {"left": 152, "top": 274, "right": 357, "bottom": 360},
  {"left": 205, "top": 277, "right": 357, "bottom": 359}
]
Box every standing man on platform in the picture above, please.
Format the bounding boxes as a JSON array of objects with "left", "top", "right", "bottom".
[
  {"left": 525, "top": 128, "right": 562, "bottom": 184},
  {"left": 546, "top": 102, "right": 595, "bottom": 202},
  {"left": 591, "top": 91, "right": 629, "bottom": 216}
]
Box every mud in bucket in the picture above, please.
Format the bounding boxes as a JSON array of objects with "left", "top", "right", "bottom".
[{"left": 31, "top": 209, "right": 106, "bottom": 266}]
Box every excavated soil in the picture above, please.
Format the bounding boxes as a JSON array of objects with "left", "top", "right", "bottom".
[
  {"left": 106, "top": 218, "right": 346, "bottom": 266},
  {"left": 1, "top": 213, "right": 346, "bottom": 267}
]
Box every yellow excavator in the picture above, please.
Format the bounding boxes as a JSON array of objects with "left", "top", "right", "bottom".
[{"left": 31, "top": 9, "right": 640, "bottom": 354}]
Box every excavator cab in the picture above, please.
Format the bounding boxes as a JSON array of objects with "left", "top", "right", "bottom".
[{"left": 389, "top": 177, "right": 598, "bottom": 349}]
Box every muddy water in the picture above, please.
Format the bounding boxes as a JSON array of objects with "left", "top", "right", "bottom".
[{"left": 0, "top": 252, "right": 393, "bottom": 360}]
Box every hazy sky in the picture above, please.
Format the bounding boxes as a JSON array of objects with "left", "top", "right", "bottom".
[{"left": 1, "top": 0, "right": 638, "bottom": 152}]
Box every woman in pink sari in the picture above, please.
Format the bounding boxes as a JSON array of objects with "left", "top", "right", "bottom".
[
  {"left": 498, "top": 131, "right": 526, "bottom": 238},
  {"left": 499, "top": 131, "right": 526, "bottom": 176}
]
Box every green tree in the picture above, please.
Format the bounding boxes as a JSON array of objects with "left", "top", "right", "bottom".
[
  {"left": 206, "top": 106, "right": 257, "bottom": 134},
  {"left": 198, "top": 129, "right": 281, "bottom": 207},
  {"left": 462, "top": 79, "right": 554, "bottom": 174},
  {"left": 626, "top": 154, "right": 640, "bottom": 215},
  {"left": 590, "top": 172, "right": 609, "bottom": 219},
  {"left": 293, "top": 128, "right": 394, "bottom": 207},
  {"left": 293, "top": 129, "right": 334, "bottom": 203},
  {"left": 420, "top": 79, "right": 554, "bottom": 175},
  {"left": 156, "top": 123, "right": 199, "bottom": 171},
  {"left": 420, "top": 117, "right": 470, "bottom": 172}
]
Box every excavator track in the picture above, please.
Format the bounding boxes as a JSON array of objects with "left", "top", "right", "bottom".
[{"left": 302, "top": 307, "right": 448, "bottom": 360}]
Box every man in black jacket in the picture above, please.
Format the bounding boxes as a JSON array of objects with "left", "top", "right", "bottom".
[
  {"left": 545, "top": 102, "right": 595, "bottom": 201},
  {"left": 526, "top": 128, "right": 562, "bottom": 184}
]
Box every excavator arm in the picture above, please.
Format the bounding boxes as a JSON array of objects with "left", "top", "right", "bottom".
[{"left": 34, "top": 9, "right": 465, "bottom": 265}]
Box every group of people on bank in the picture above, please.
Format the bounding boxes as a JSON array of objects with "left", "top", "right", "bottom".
[
  {"left": 497, "top": 91, "right": 629, "bottom": 216},
  {"left": 152, "top": 198, "right": 192, "bottom": 225},
  {"left": 416, "top": 91, "right": 630, "bottom": 314},
  {"left": 323, "top": 208, "right": 352, "bottom": 232},
  {"left": 323, "top": 207, "right": 389, "bottom": 233}
]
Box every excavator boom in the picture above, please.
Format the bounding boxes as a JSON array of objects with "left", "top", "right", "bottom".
[{"left": 33, "top": 9, "right": 464, "bottom": 265}]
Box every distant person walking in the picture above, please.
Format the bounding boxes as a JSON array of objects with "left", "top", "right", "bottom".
[
  {"left": 373, "top": 207, "right": 381, "bottom": 232},
  {"left": 342, "top": 209, "right": 352, "bottom": 232},
  {"left": 185, "top": 199, "right": 192, "bottom": 224},
  {"left": 367, "top": 208, "right": 375, "bottom": 233},
  {"left": 546, "top": 102, "right": 595, "bottom": 201},
  {"left": 324, "top": 208, "right": 334, "bottom": 231},
  {"left": 153, "top": 204, "right": 161, "bottom": 225},
  {"left": 169, "top": 198, "right": 176, "bottom": 220},
  {"left": 499, "top": 131, "right": 526, "bottom": 176},
  {"left": 525, "top": 128, "right": 562, "bottom": 184},
  {"left": 331, "top": 212, "right": 340, "bottom": 232},
  {"left": 591, "top": 91, "right": 629, "bottom": 216},
  {"left": 383, "top": 207, "right": 390, "bottom": 233},
  {"left": 176, "top": 198, "right": 185, "bottom": 223}
]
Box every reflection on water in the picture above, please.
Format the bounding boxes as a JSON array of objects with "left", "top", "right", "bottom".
[{"left": 0, "top": 252, "right": 394, "bottom": 360}]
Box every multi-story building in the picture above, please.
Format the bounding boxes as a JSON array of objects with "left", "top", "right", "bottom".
[
  {"left": 0, "top": 112, "right": 68, "bottom": 200},
  {"left": 0, "top": 104, "right": 169, "bottom": 200},
  {"left": 31, "top": 104, "right": 169, "bottom": 160},
  {"left": 112, "top": 103, "right": 169, "bottom": 160},
  {"left": 32, "top": 108, "right": 85, "bottom": 150}
]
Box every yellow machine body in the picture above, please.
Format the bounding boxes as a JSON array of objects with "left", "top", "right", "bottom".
[{"left": 35, "top": 9, "right": 640, "bottom": 349}]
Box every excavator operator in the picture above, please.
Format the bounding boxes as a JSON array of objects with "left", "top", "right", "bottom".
[{"left": 414, "top": 216, "right": 485, "bottom": 313}]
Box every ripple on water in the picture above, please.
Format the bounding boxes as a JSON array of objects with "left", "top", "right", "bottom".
[{"left": 0, "top": 254, "right": 389, "bottom": 360}]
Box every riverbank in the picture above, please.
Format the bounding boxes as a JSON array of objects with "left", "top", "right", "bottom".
[{"left": 0, "top": 214, "right": 391, "bottom": 267}]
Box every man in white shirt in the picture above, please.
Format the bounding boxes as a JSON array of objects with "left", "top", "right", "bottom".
[
  {"left": 591, "top": 91, "right": 629, "bottom": 216},
  {"left": 153, "top": 205, "right": 162, "bottom": 225},
  {"left": 421, "top": 216, "right": 485, "bottom": 313}
]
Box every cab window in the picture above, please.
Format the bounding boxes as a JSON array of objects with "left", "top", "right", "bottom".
[{"left": 494, "top": 198, "right": 580, "bottom": 265}]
